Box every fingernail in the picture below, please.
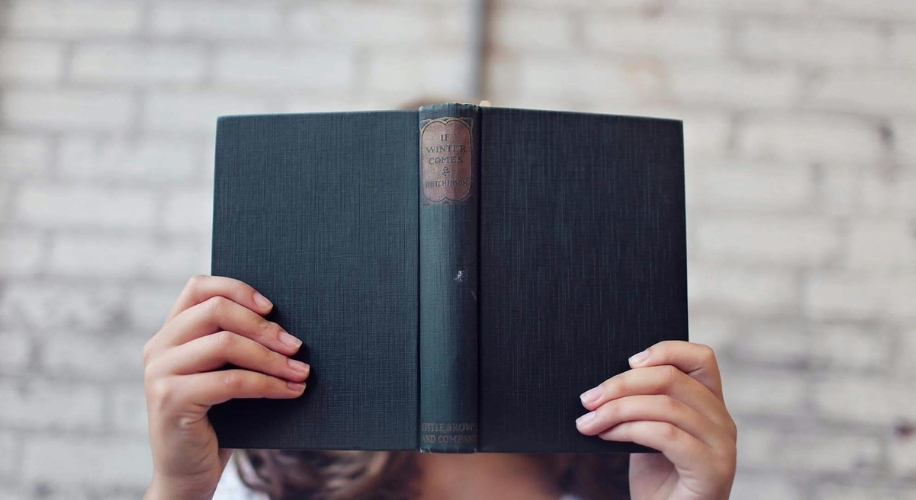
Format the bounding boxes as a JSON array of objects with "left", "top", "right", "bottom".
[
  {"left": 629, "top": 350, "right": 649, "bottom": 366},
  {"left": 253, "top": 292, "right": 273, "bottom": 310},
  {"left": 288, "top": 358, "right": 310, "bottom": 375},
  {"left": 287, "top": 381, "right": 306, "bottom": 393},
  {"left": 576, "top": 411, "right": 596, "bottom": 426},
  {"left": 279, "top": 331, "right": 302, "bottom": 350},
  {"left": 580, "top": 386, "right": 602, "bottom": 405}
]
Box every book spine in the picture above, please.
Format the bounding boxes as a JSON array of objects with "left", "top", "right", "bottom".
[{"left": 418, "top": 103, "right": 480, "bottom": 453}]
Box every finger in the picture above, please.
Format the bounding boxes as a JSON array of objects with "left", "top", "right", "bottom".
[
  {"left": 159, "top": 296, "right": 301, "bottom": 355},
  {"left": 168, "top": 275, "right": 273, "bottom": 322},
  {"left": 596, "top": 420, "right": 715, "bottom": 469},
  {"left": 580, "top": 365, "right": 734, "bottom": 439},
  {"left": 628, "top": 340, "right": 724, "bottom": 401},
  {"left": 166, "top": 369, "right": 306, "bottom": 410},
  {"left": 147, "top": 331, "right": 310, "bottom": 383},
  {"left": 576, "top": 395, "right": 732, "bottom": 449}
]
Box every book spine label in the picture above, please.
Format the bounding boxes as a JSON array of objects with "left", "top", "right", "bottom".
[{"left": 418, "top": 103, "right": 479, "bottom": 452}]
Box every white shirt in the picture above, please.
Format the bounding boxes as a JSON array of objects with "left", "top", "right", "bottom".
[{"left": 213, "top": 454, "right": 584, "bottom": 500}]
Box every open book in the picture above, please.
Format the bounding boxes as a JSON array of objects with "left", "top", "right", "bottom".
[{"left": 209, "top": 103, "right": 687, "bottom": 453}]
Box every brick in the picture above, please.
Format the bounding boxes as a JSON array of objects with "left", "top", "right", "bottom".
[
  {"left": 693, "top": 163, "right": 814, "bottom": 211},
  {"left": 290, "top": 4, "right": 432, "bottom": 45},
  {"left": 143, "top": 91, "right": 272, "bottom": 134},
  {"left": 58, "top": 136, "right": 200, "bottom": 183},
  {"left": 670, "top": 0, "right": 809, "bottom": 14},
  {"left": 738, "top": 20, "right": 883, "bottom": 67},
  {"left": 812, "top": 325, "right": 890, "bottom": 371},
  {"left": 816, "top": 484, "right": 916, "bottom": 500},
  {"left": 127, "top": 285, "right": 185, "bottom": 332},
  {"left": 861, "top": 170, "right": 916, "bottom": 214},
  {"left": 682, "top": 112, "right": 731, "bottom": 160},
  {"left": 729, "top": 475, "right": 802, "bottom": 500},
  {"left": 889, "top": 28, "right": 916, "bottom": 67},
  {"left": 366, "top": 51, "right": 469, "bottom": 97},
  {"left": 0, "top": 380, "right": 103, "bottom": 430},
  {"left": 111, "top": 384, "right": 148, "bottom": 434},
  {"left": 22, "top": 436, "right": 152, "bottom": 487},
  {"left": 777, "top": 433, "right": 882, "bottom": 472},
  {"left": 0, "top": 41, "right": 64, "bottom": 83},
  {"left": 738, "top": 115, "right": 882, "bottom": 164},
  {"left": 40, "top": 334, "right": 145, "bottom": 381},
  {"left": 846, "top": 219, "right": 916, "bottom": 271},
  {"left": 895, "top": 120, "right": 916, "bottom": 164},
  {"left": 0, "top": 282, "right": 124, "bottom": 332},
  {"left": 0, "top": 489, "right": 26, "bottom": 500},
  {"left": 815, "top": 377, "right": 916, "bottom": 425},
  {"left": 811, "top": 71, "right": 916, "bottom": 115},
  {"left": 49, "top": 235, "right": 206, "bottom": 280},
  {"left": 689, "top": 263, "right": 798, "bottom": 314},
  {"left": 668, "top": 64, "right": 800, "bottom": 108},
  {"left": 6, "top": 0, "right": 142, "bottom": 37},
  {"left": 891, "top": 435, "right": 916, "bottom": 475},
  {"left": 695, "top": 216, "right": 840, "bottom": 266},
  {"left": 0, "top": 134, "right": 52, "bottom": 178},
  {"left": 491, "top": 7, "right": 574, "bottom": 51},
  {"left": 738, "top": 425, "right": 882, "bottom": 472},
  {"left": 725, "top": 371, "right": 806, "bottom": 415},
  {"left": 805, "top": 273, "right": 916, "bottom": 320},
  {"left": 583, "top": 14, "right": 726, "bottom": 58},
  {"left": 818, "top": 168, "right": 861, "bottom": 216},
  {"left": 214, "top": 49, "right": 356, "bottom": 90},
  {"left": 0, "top": 332, "right": 31, "bottom": 375},
  {"left": 0, "top": 432, "right": 17, "bottom": 478},
  {"left": 731, "top": 323, "right": 810, "bottom": 369},
  {"left": 813, "top": 0, "right": 916, "bottom": 20},
  {"left": 151, "top": 2, "right": 281, "bottom": 39},
  {"left": 1, "top": 90, "right": 133, "bottom": 131},
  {"left": 71, "top": 44, "right": 206, "bottom": 85},
  {"left": 518, "top": 57, "right": 664, "bottom": 102},
  {"left": 687, "top": 314, "right": 738, "bottom": 354},
  {"left": 163, "top": 188, "right": 213, "bottom": 234},
  {"left": 14, "top": 184, "right": 157, "bottom": 230},
  {"left": 0, "top": 233, "right": 45, "bottom": 276}
]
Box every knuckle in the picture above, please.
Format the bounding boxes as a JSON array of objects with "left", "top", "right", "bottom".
[
  {"left": 146, "top": 377, "right": 176, "bottom": 411},
  {"left": 607, "top": 373, "right": 628, "bottom": 396},
  {"left": 659, "top": 422, "right": 679, "bottom": 440},
  {"left": 141, "top": 340, "right": 154, "bottom": 366},
  {"left": 213, "top": 330, "right": 235, "bottom": 350},
  {"left": 186, "top": 274, "right": 207, "bottom": 291},
  {"left": 698, "top": 343, "right": 716, "bottom": 364},
  {"left": 265, "top": 348, "right": 284, "bottom": 369},
  {"left": 659, "top": 395, "right": 680, "bottom": 415},
  {"left": 222, "top": 371, "right": 243, "bottom": 391},
  {"left": 661, "top": 365, "right": 681, "bottom": 389},
  {"left": 597, "top": 400, "right": 622, "bottom": 424},
  {"left": 204, "top": 296, "right": 228, "bottom": 317}
]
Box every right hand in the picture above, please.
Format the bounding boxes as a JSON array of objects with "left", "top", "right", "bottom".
[{"left": 142, "top": 275, "right": 309, "bottom": 500}]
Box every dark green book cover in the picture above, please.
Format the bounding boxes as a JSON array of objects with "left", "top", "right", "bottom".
[{"left": 209, "top": 104, "right": 687, "bottom": 453}]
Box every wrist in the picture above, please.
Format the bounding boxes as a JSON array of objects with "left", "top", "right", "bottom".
[{"left": 145, "top": 472, "right": 217, "bottom": 500}]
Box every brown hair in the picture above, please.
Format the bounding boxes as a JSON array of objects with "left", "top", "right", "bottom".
[{"left": 236, "top": 450, "right": 629, "bottom": 500}]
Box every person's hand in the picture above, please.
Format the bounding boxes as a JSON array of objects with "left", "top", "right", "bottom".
[
  {"left": 142, "top": 276, "right": 309, "bottom": 500},
  {"left": 576, "top": 341, "right": 736, "bottom": 500}
]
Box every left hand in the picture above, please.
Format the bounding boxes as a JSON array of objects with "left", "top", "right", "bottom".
[{"left": 576, "top": 341, "right": 737, "bottom": 500}]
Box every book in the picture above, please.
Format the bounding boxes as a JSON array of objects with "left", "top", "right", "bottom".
[{"left": 209, "top": 103, "right": 687, "bottom": 453}]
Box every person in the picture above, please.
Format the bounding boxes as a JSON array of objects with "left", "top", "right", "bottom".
[{"left": 142, "top": 276, "right": 737, "bottom": 500}]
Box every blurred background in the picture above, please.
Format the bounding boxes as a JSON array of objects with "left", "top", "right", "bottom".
[{"left": 0, "top": 0, "right": 914, "bottom": 499}]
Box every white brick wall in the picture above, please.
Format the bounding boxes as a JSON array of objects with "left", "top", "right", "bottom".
[{"left": 1, "top": 1, "right": 914, "bottom": 499}]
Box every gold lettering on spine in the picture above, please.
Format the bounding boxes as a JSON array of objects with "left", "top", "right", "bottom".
[{"left": 420, "top": 117, "right": 474, "bottom": 204}]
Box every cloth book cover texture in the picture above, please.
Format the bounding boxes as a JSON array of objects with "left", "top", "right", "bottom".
[{"left": 209, "top": 103, "right": 687, "bottom": 454}]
